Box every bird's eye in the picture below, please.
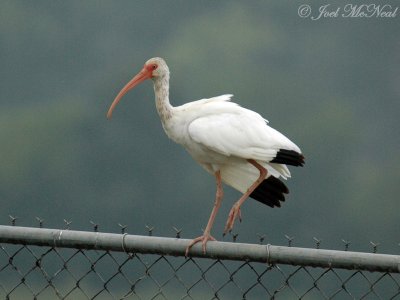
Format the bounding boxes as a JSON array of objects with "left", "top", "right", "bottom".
[{"left": 145, "top": 63, "right": 158, "bottom": 73}]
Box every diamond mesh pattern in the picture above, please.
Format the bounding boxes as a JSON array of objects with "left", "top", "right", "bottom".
[{"left": 1, "top": 242, "right": 399, "bottom": 299}]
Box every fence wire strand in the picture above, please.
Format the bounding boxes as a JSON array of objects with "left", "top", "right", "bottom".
[{"left": 0, "top": 224, "right": 399, "bottom": 300}]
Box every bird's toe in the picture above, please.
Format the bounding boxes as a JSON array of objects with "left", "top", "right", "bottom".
[
  {"left": 224, "top": 205, "right": 241, "bottom": 234},
  {"left": 185, "top": 234, "right": 216, "bottom": 256}
]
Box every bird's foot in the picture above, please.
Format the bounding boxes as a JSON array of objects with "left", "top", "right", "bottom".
[
  {"left": 223, "top": 205, "right": 242, "bottom": 235},
  {"left": 185, "top": 233, "right": 216, "bottom": 256}
]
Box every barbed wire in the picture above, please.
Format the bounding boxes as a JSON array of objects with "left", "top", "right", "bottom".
[{"left": 6, "top": 215, "right": 399, "bottom": 253}]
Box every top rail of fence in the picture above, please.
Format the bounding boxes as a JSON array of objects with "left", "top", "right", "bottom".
[{"left": 0, "top": 225, "right": 398, "bottom": 273}]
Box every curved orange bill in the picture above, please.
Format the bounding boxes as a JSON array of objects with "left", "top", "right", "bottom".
[{"left": 107, "top": 68, "right": 152, "bottom": 119}]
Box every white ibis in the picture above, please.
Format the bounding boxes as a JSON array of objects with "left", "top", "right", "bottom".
[{"left": 107, "top": 57, "right": 304, "bottom": 256}]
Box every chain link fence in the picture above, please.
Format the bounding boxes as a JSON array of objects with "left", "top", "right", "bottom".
[{"left": 0, "top": 223, "right": 399, "bottom": 300}]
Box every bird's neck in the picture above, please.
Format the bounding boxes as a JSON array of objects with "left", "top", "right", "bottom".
[{"left": 153, "top": 76, "right": 173, "bottom": 123}]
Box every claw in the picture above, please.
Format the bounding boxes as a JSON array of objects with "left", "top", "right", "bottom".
[
  {"left": 185, "top": 233, "right": 216, "bottom": 256},
  {"left": 224, "top": 205, "right": 242, "bottom": 235}
]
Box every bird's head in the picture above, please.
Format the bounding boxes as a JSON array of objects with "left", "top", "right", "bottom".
[{"left": 107, "top": 57, "right": 169, "bottom": 119}]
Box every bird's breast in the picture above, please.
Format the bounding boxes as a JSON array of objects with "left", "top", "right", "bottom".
[{"left": 183, "top": 141, "right": 230, "bottom": 165}]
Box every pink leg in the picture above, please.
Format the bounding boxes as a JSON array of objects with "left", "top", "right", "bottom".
[
  {"left": 185, "top": 170, "right": 223, "bottom": 256},
  {"left": 223, "top": 159, "right": 267, "bottom": 235}
]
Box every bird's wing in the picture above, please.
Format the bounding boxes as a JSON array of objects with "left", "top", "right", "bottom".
[{"left": 188, "top": 104, "right": 301, "bottom": 162}]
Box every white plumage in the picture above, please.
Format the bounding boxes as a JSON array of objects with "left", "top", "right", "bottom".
[
  {"left": 168, "top": 94, "right": 298, "bottom": 190},
  {"left": 107, "top": 57, "right": 304, "bottom": 255}
]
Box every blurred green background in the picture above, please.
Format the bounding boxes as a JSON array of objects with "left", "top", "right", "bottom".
[{"left": 1, "top": 1, "right": 399, "bottom": 253}]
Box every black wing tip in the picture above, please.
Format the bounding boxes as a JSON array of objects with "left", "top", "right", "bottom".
[
  {"left": 250, "top": 176, "right": 289, "bottom": 208},
  {"left": 270, "top": 149, "right": 305, "bottom": 167}
]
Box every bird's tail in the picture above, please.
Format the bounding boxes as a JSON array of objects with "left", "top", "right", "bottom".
[
  {"left": 249, "top": 176, "right": 288, "bottom": 207},
  {"left": 220, "top": 160, "right": 289, "bottom": 208}
]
